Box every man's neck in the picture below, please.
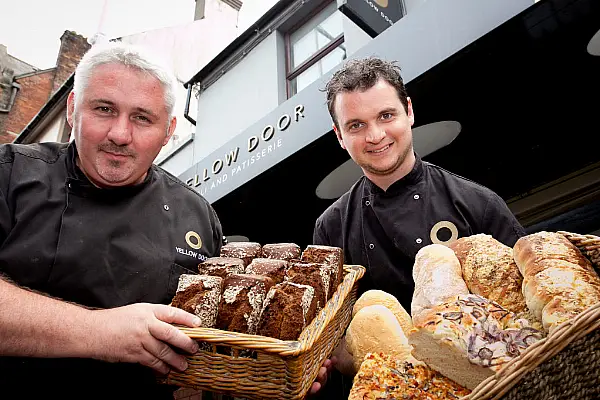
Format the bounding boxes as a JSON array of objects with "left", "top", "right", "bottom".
[{"left": 366, "top": 152, "right": 416, "bottom": 192}]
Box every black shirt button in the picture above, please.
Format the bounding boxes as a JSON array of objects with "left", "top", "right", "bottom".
[{"left": 369, "top": 243, "right": 375, "bottom": 250}]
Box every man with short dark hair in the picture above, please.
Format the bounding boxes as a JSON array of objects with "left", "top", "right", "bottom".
[
  {"left": 311, "top": 57, "right": 525, "bottom": 397},
  {"left": 0, "top": 42, "right": 223, "bottom": 398}
]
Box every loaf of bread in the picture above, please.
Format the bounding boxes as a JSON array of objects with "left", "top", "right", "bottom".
[
  {"left": 257, "top": 281, "right": 317, "bottom": 340},
  {"left": 513, "top": 231, "right": 600, "bottom": 333},
  {"left": 411, "top": 244, "right": 469, "bottom": 323},
  {"left": 346, "top": 305, "right": 413, "bottom": 372},
  {"left": 171, "top": 274, "right": 223, "bottom": 328},
  {"left": 301, "top": 245, "right": 344, "bottom": 296},
  {"left": 245, "top": 258, "right": 288, "bottom": 284},
  {"left": 449, "top": 234, "right": 527, "bottom": 313},
  {"left": 220, "top": 242, "right": 262, "bottom": 266},
  {"left": 198, "top": 257, "right": 245, "bottom": 279},
  {"left": 285, "top": 260, "right": 332, "bottom": 311},
  {"left": 349, "top": 352, "right": 471, "bottom": 400},
  {"left": 408, "top": 294, "right": 544, "bottom": 390},
  {"left": 216, "top": 274, "right": 274, "bottom": 334},
  {"left": 352, "top": 290, "right": 413, "bottom": 334},
  {"left": 261, "top": 243, "right": 301, "bottom": 261}
]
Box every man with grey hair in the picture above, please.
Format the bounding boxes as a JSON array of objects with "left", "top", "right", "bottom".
[{"left": 0, "top": 42, "right": 223, "bottom": 398}]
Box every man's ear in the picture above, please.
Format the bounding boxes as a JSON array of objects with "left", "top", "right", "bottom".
[
  {"left": 333, "top": 123, "right": 346, "bottom": 150},
  {"left": 66, "top": 91, "right": 76, "bottom": 127},
  {"left": 164, "top": 116, "right": 177, "bottom": 146},
  {"left": 407, "top": 97, "right": 415, "bottom": 127}
]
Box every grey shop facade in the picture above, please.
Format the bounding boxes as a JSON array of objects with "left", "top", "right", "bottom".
[{"left": 179, "top": 0, "right": 600, "bottom": 247}]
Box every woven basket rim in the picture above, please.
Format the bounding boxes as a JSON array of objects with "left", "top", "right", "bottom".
[
  {"left": 463, "top": 230, "right": 600, "bottom": 400},
  {"left": 175, "top": 264, "right": 365, "bottom": 357}
]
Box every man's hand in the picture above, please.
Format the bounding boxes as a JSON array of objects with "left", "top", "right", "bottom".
[
  {"left": 90, "top": 303, "right": 201, "bottom": 374},
  {"left": 308, "top": 356, "right": 337, "bottom": 396}
]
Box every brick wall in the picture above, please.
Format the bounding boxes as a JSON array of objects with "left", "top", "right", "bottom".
[
  {"left": 52, "top": 31, "right": 90, "bottom": 94},
  {"left": 1, "top": 70, "right": 54, "bottom": 143}
]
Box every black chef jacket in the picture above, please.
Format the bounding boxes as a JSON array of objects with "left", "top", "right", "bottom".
[
  {"left": 0, "top": 142, "right": 223, "bottom": 398},
  {"left": 313, "top": 154, "right": 525, "bottom": 311}
]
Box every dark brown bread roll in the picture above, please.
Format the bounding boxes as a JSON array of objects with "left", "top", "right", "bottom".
[
  {"left": 261, "top": 243, "right": 301, "bottom": 261},
  {"left": 216, "top": 273, "right": 274, "bottom": 334},
  {"left": 258, "top": 281, "right": 317, "bottom": 340},
  {"left": 301, "top": 245, "right": 344, "bottom": 296},
  {"left": 285, "top": 260, "right": 332, "bottom": 311},
  {"left": 220, "top": 242, "right": 262, "bottom": 266},
  {"left": 198, "top": 257, "right": 245, "bottom": 279},
  {"left": 245, "top": 258, "right": 288, "bottom": 284},
  {"left": 171, "top": 274, "right": 223, "bottom": 328}
]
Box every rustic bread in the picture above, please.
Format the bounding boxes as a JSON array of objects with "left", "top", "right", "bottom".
[
  {"left": 171, "top": 274, "right": 223, "bottom": 328},
  {"left": 352, "top": 290, "right": 413, "bottom": 334},
  {"left": 220, "top": 242, "right": 262, "bottom": 266},
  {"left": 261, "top": 243, "right": 301, "bottom": 261},
  {"left": 257, "top": 281, "right": 317, "bottom": 340},
  {"left": 197, "top": 257, "right": 245, "bottom": 279},
  {"left": 449, "top": 234, "right": 527, "bottom": 314},
  {"left": 408, "top": 294, "right": 544, "bottom": 390},
  {"left": 411, "top": 244, "right": 469, "bottom": 324},
  {"left": 245, "top": 258, "right": 288, "bottom": 284},
  {"left": 301, "top": 245, "right": 344, "bottom": 296},
  {"left": 285, "top": 260, "right": 332, "bottom": 311},
  {"left": 514, "top": 231, "right": 600, "bottom": 333},
  {"left": 345, "top": 305, "right": 413, "bottom": 372},
  {"left": 216, "top": 274, "right": 274, "bottom": 334},
  {"left": 349, "top": 352, "right": 471, "bottom": 400}
]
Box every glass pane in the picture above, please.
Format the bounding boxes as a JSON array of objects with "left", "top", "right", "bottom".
[
  {"left": 291, "top": 10, "right": 343, "bottom": 69},
  {"left": 291, "top": 43, "right": 346, "bottom": 95}
]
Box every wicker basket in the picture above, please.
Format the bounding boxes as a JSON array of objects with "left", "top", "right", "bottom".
[
  {"left": 164, "top": 264, "right": 365, "bottom": 399},
  {"left": 464, "top": 231, "right": 600, "bottom": 400}
]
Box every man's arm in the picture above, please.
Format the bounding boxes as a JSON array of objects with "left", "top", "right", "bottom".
[
  {"left": 482, "top": 192, "right": 527, "bottom": 247},
  {"left": 0, "top": 277, "right": 200, "bottom": 374}
]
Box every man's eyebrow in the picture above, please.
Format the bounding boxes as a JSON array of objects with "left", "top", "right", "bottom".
[
  {"left": 379, "top": 107, "right": 398, "bottom": 114},
  {"left": 343, "top": 118, "right": 362, "bottom": 127},
  {"left": 89, "top": 99, "right": 159, "bottom": 119}
]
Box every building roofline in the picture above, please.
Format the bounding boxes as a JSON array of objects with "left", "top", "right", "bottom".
[
  {"left": 7, "top": 54, "right": 39, "bottom": 71},
  {"left": 14, "top": 74, "right": 74, "bottom": 144},
  {"left": 184, "top": 0, "right": 296, "bottom": 88},
  {"left": 14, "top": 67, "right": 56, "bottom": 80}
]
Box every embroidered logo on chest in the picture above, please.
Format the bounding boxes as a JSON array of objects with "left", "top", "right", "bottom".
[
  {"left": 430, "top": 221, "right": 458, "bottom": 244},
  {"left": 175, "top": 230, "right": 207, "bottom": 262}
]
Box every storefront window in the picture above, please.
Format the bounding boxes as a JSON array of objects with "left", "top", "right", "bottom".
[{"left": 287, "top": 2, "right": 346, "bottom": 96}]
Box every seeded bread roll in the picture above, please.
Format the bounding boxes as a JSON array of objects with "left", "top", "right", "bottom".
[
  {"left": 216, "top": 274, "right": 274, "bottom": 334},
  {"left": 220, "top": 242, "right": 262, "bottom": 266},
  {"left": 261, "top": 243, "right": 301, "bottom": 261},
  {"left": 285, "top": 260, "right": 333, "bottom": 311},
  {"left": 352, "top": 290, "right": 413, "bottom": 334},
  {"left": 346, "top": 305, "right": 413, "bottom": 372},
  {"left": 301, "top": 245, "right": 344, "bottom": 296},
  {"left": 408, "top": 294, "right": 544, "bottom": 390},
  {"left": 171, "top": 274, "right": 223, "bottom": 328},
  {"left": 245, "top": 258, "right": 288, "bottom": 284},
  {"left": 198, "top": 257, "right": 245, "bottom": 279},
  {"left": 513, "top": 231, "right": 600, "bottom": 333},
  {"left": 257, "top": 281, "right": 317, "bottom": 340},
  {"left": 411, "top": 244, "right": 469, "bottom": 324}
]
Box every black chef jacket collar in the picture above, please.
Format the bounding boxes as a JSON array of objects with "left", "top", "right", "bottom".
[
  {"left": 364, "top": 153, "right": 424, "bottom": 197},
  {"left": 66, "top": 141, "right": 154, "bottom": 197}
]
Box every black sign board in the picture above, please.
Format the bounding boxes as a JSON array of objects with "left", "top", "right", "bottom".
[{"left": 339, "top": 0, "right": 405, "bottom": 38}]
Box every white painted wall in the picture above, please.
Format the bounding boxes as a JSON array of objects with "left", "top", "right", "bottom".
[{"left": 35, "top": 111, "right": 65, "bottom": 143}]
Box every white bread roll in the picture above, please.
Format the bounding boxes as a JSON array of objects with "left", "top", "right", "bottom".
[
  {"left": 352, "top": 290, "right": 413, "bottom": 334},
  {"left": 345, "top": 305, "right": 412, "bottom": 372},
  {"left": 411, "top": 244, "right": 469, "bottom": 324}
]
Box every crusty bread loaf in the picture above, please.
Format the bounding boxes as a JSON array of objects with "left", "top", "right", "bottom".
[
  {"left": 171, "top": 274, "right": 223, "bottom": 328},
  {"left": 408, "top": 294, "right": 544, "bottom": 390},
  {"left": 257, "top": 281, "right": 317, "bottom": 340},
  {"left": 261, "top": 243, "right": 301, "bottom": 261},
  {"left": 346, "top": 305, "right": 413, "bottom": 372},
  {"left": 285, "top": 260, "right": 332, "bottom": 311},
  {"left": 411, "top": 244, "right": 469, "bottom": 323},
  {"left": 514, "top": 231, "right": 600, "bottom": 333},
  {"left": 449, "top": 234, "right": 527, "bottom": 314},
  {"left": 352, "top": 290, "right": 413, "bottom": 334},
  {"left": 348, "top": 352, "right": 471, "bottom": 400}
]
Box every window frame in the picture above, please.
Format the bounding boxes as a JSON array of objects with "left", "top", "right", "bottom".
[{"left": 284, "top": 1, "right": 345, "bottom": 98}]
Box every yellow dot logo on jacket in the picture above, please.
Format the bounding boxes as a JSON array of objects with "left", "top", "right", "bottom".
[
  {"left": 375, "top": 0, "right": 388, "bottom": 7},
  {"left": 185, "top": 231, "right": 203, "bottom": 250}
]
